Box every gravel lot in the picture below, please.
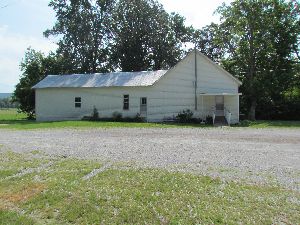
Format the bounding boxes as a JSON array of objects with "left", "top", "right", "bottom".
[{"left": 1, "top": 127, "right": 300, "bottom": 190}]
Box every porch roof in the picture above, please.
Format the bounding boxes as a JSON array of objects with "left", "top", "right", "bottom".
[{"left": 198, "top": 93, "right": 242, "bottom": 96}]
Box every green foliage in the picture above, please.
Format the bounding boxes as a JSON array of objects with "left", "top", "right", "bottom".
[
  {"left": 45, "top": 0, "right": 116, "bottom": 74},
  {"left": 91, "top": 106, "right": 100, "bottom": 121},
  {"left": 211, "top": 0, "right": 300, "bottom": 120},
  {"left": 112, "top": 111, "right": 123, "bottom": 121},
  {"left": 83, "top": 111, "right": 144, "bottom": 122},
  {"left": 205, "top": 115, "right": 213, "bottom": 125},
  {"left": 111, "top": 0, "right": 192, "bottom": 71},
  {"left": 12, "top": 49, "right": 67, "bottom": 119},
  {"left": 192, "top": 23, "right": 224, "bottom": 62},
  {"left": 176, "top": 109, "right": 194, "bottom": 123}
]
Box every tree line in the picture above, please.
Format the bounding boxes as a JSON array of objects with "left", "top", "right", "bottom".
[
  {"left": 0, "top": 97, "right": 18, "bottom": 109},
  {"left": 13, "top": 0, "right": 300, "bottom": 120}
]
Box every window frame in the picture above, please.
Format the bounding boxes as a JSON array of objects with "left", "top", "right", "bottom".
[
  {"left": 123, "top": 95, "right": 129, "bottom": 110},
  {"left": 75, "top": 97, "right": 82, "bottom": 108},
  {"left": 141, "top": 97, "right": 147, "bottom": 106}
]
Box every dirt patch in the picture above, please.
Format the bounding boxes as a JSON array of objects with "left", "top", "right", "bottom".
[{"left": 0, "top": 183, "right": 46, "bottom": 204}]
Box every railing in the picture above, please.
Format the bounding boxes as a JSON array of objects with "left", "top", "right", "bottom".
[
  {"left": 224, "top": 107, "right": 232, "bottom": 126},
  {"left": 212, "top": 111, "right": 216, "bottom": 125},
  {"left": 211, "top": 106, "right": 231, "bottom": 125},
  {"left": 211, "top": 106, "right": 216, "bottom": 125}
]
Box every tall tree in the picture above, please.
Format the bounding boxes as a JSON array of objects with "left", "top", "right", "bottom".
[
  {"left": 13, "top": 49, "right": 66, "bottom": 119},
  {"left": 111, "top": 0, "right": 191, "bottom": 71},
  {"left": 215, "top": 0, "right": 300, "bottom": 120},
  {"left": 45, "top": 0, "right": 116, "bottom": 74},
  {"left": 192, "top": 23, "right": 224, "bottom": 63}
]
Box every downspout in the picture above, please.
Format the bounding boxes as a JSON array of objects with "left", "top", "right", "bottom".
[{"left": 194, "top": 47, "right": 198, "bottom": 111}]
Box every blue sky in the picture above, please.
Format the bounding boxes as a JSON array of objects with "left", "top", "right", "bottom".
[{"left": 0, "top": 0, "right": 232, "bottom": 93}]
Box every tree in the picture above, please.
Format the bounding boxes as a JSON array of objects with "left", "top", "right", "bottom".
[
  {"left": 214, "top": 0, "right": 300, "bottom": 120},
  {"left": 12, "top": 48, "right": 66, "bottom": 119},
  {"left": 111, "top": 0, "right": 192, "bottom": 71},
  {"left": 45, "top": 0, "right": 116, "bottom": 74},
  {"left": 192, "top": 23, "right": 224, "bottom": 63}
]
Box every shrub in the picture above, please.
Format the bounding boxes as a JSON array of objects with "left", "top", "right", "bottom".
[
  {"left": 176, "top": 109, "right": 193, "bottom": 123},
  {"left": 82, "top": 111, "right": 145, "bottom": 123},
  {"left": 112, "top": 111, "right": 123, "bottom": 121},
  {"left": 205, "top": 116, "right": 213, "bottom": 125},
  {"left": 134, "top": 113, "right": 144, "bottom": 122},
  {"left": 239, "top": 120, "right": 251, "bottom": 127},
  {"left": 91, "top": 106, "right": 99, "bottom": 121}
]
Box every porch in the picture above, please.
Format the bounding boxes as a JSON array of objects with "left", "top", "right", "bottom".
[{"left": 197, "top": 93, "right": 242, "bottom": 125}]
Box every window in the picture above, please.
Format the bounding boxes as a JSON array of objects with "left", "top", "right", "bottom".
[
  {"left": 75, "top": 97, "right": 81, "bottom": 108},
  {"left": 123, "top": 95, "right": 129, "bottom": 110},
  {"left": 141, "top": 97, "right": 147, "bottom": 105}
]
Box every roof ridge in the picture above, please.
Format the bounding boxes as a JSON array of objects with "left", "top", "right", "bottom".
[{"left": 46, "top": 70, "right": 168, "bottom": 77}]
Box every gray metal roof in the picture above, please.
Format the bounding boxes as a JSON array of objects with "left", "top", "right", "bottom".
[{"left": 32, "top": 70, "right": 168, "bottom": 89}]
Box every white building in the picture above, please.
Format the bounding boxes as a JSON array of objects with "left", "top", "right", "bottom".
[{"left": 33, "top": 50, "right": 242, "bottom": 124}]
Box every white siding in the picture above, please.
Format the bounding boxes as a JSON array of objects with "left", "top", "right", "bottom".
[
  {"left": 197, "top": 96, "right": 215, "bottom": 118},
  {"left": 35, "top": 51, "right": 241, "bottom": 122},
  {"left": 196, "top": 54, "right": 238, "bottom": 93}
]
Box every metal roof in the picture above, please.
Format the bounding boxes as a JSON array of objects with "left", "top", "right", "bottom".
[{"left": 32, "top": 70, "right": 168, "bottom": 89}]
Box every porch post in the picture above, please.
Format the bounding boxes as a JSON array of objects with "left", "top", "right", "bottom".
[
  {"left": 201, "top": 95, "right": 204, "bottom": 120},
  {"left": 237, "top": 94, "right": 240, "bottom": 123}
]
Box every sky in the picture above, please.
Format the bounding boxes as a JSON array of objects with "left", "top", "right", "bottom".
[{"left": 0, "top": 0, "right": 232, "bottom": 93}]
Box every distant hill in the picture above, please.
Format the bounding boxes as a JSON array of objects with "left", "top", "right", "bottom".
[{"left": 0, "top": 93, "right": 12, "bottom": 99}]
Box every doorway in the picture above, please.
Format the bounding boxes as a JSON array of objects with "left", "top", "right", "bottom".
[
  {"left": 215, "top": 96, "right": 224, "bottom": 116},
  {"left": 140, "top": 97, "right": 147, "bottom": 118}
]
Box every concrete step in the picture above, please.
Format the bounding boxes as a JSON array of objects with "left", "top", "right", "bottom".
[{"left": 214, "top": 116, "right": 228, "bottom": 126}]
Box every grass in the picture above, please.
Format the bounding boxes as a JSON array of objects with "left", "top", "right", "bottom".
[
  {"left": 0, "top": 151, "right": 299, "bottom": 224},
  {"left": 1, "top": 109, "right": 300, "bottom": 130},
  {"left": 236, "top": 119, "right": 300, "bottom": 128},
  {"left": 0, "top": 109, "right": 26, "bottom": 121},
  {"left": 0, "top": 109, "right": 210, "bottom": 130}
]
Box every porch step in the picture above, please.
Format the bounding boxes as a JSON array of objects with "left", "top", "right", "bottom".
[{"left": 214, "top": 116, "right": 228, "bottom": 127}]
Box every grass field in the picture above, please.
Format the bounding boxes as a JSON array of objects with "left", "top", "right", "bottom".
[
  {"left": 236, "top": 119, "right": 300, "bottom": 128},
  {"left": 1, "top": 109, "right": 300, "bottom": 129},
  {"left": 0, "top": 151, "right": 299, "bottom": 224},
  {"left": 0, "top": 109, "right": 210, "bottom": 129}
]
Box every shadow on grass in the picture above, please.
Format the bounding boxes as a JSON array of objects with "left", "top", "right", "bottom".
[{"left": 234, "top": 120, "right": 300, "bottom": 128}]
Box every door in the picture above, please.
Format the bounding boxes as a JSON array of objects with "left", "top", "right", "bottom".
[
  {"left": 140, "top": 97, "right": 147, "bottom": 117},
  {"left": 215, "top": 96, "right": 224, "bottom": 116}
]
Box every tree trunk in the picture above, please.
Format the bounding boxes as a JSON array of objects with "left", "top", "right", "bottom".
[{"left": 248, "top": 99, "right": 256, "bottom": 120}]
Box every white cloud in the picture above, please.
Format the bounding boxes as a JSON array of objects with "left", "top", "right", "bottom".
[
  {"left": 0, "top": 25, "right": 57, "bottom": 92},
  {"left": 159, "top": 0, "right": 233, "bottom": 28}
]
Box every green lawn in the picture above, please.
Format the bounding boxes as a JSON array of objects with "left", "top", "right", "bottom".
[
  {"left": 0, "top": 109, "right": 210, "bottom": 129},
  {"left": 235, "top": 119, "right": 300, "bottom": 128},
  {"left": 0, "top": 151, "right": 299, "bottom": 224},
  {"left": 1, "top": 109, "right": 300, "bottom": 129},
  {"left": 0, "top": 109, "right": 26, "bottom": 121}
]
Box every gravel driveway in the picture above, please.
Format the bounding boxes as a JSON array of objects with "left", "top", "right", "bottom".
[{"left": 1, "top": 127, "right": 300, "bottom": 190}]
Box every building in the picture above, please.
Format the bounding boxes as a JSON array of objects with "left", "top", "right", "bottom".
[{"left": 33, "top": 50, "right": 242, "bottom": 124}]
